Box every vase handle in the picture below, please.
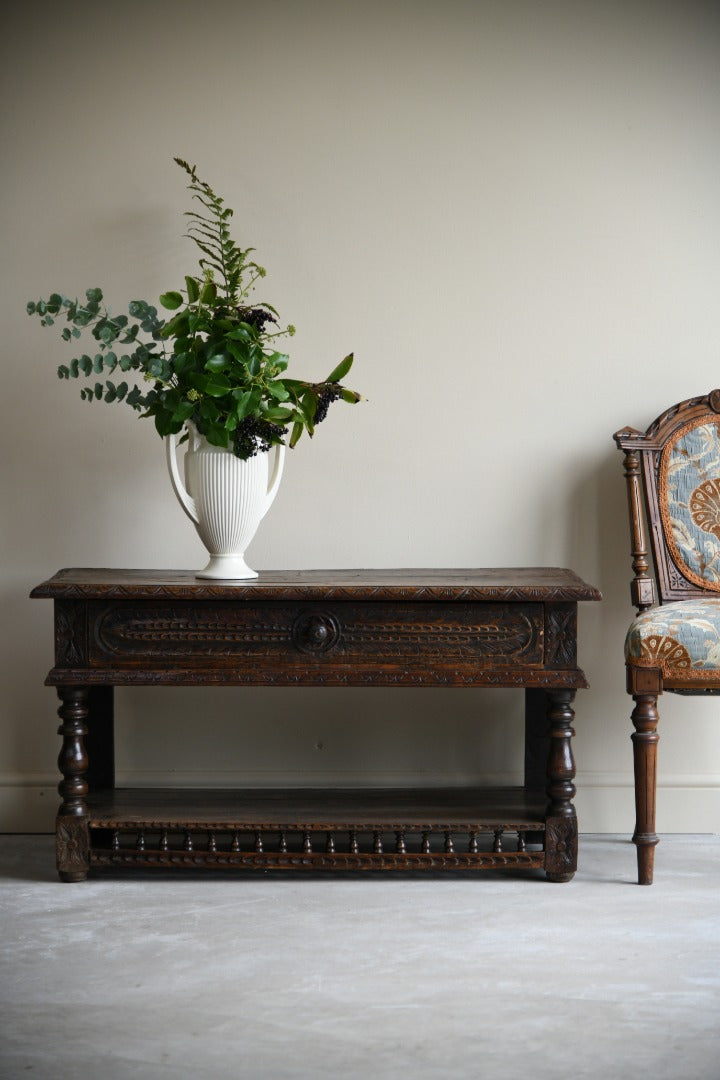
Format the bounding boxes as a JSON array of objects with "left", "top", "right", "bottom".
[
  {"left": 265, "top": 442, "right": 286, "bottom": 517},
  {"left": 166, "top": 428, "right": 199, "bottom": 525}
]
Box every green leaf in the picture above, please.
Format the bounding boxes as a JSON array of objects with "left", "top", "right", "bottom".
[
  {"left": 233, "top": 390, "right": 253, "bottom": 419},
  {"left": 26, "top": 301, "right": 36, "bottom": 315},
  {"left": 79, "top": 355, "right": 93, "bottom": 375},
  {"left": 266, "top": 380, "right": 289, "bottom": 401},
  {"left": 263, "top": 406, "right": 293, "bottom": 422},
  {"left": 94, "top": 382, "right": 103, "bottom": 400},
  {"left": 70, "top": 359, "right": 79, "bottom": 378},
  {"left": 160, "top": 310, "right": 190, "bottom": 339},
  {"left": 204, "top": 354, "right": 230, "bottom": 373},
  {"left": 171, "top": 400, "right": 195, "bottom": 423},
  {"left": 57, "top": 365, "right": 69, "bottom": 379},
  {"left": 226, "top": 341, "right": 251, "bottom": 367},
  {"left": 266, "top": 351, "right": 289, "bottom": 371},
  {"left": 61, "top": 328, "right": 72, "bottom": 341},
  {"left": 93, "top": 354, "right": 104, "bottom": 373},
  {"left": 153, "top": 411, "right": 177, "bottom": 438},
  {"left": 199, "top": 398, "right": 220, "bottom": 421},
  {"left": 194, "top": 372, "right": 231, "bottom": 398},
  {"left": 302, "top": 389, "right": 318, "bottom": 424},
  {"left": 236, "top": 386, "right": 262, "bottom": 418},
  {"left": 341, "top": 388, "right": 361, "bottom": 404},
  {"left": 85, "top": 288, "right": 103, "bottom": 303},
  {"left": 199, "top": 280, "right": 217, "bottom": 305},
  {"left": 326, "top": 353, "right": 354, "bottom": 383},
  {"left": 289, "top": 420, "right": 304, "bottom": 448},
  {"left": 159, "top": 291, "right": 184, "bottom": 310},
  {"left": 203, "top": 423, "right": 229, "bottom": 448},
  {"left": 185, "top": 276, "right": 200, "bottom": 303},
  {"left": 228, "top": 326, "right": 252, "bottom": 342}
]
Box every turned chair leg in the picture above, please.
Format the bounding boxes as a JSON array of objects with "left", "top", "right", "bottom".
[{"left": 630, "top": 692, "right": 660, "bottom": 885}]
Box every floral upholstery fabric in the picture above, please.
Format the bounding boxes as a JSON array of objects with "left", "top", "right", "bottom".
[
  {"left": 625, "top": 599, "right": 720, "bottom": 672},
  {"left": 660, "top": 420, "right": 720, "bottom": 590}
]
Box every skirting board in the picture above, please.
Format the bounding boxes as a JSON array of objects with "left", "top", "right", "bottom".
[{"left": 1, "top": 772, "right": 719, "bottom": 834}]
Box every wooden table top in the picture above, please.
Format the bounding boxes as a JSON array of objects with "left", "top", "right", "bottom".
[{"left": 31, "top": 567, "right": 602, "bottom": 603}]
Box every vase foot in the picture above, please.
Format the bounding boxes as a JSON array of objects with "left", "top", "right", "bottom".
[{"left": 196, "top": 555, "right": 258, "bottom": 580}]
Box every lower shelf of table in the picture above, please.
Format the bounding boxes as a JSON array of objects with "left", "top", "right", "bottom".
[{"left": 82, "top": 786, "right": 551, "bottom": 873}]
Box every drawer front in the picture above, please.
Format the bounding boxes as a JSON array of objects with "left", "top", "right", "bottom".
[{"left": 82, "top": 599, "right": 544, "bottom": 679}]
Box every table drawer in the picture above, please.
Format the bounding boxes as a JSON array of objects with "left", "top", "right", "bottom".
[{"left": 73, "top": 599, "right": 544, "bottom": 678}]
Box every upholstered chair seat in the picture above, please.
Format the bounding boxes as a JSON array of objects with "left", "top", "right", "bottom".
[{"left": 626, "top": 599, "right": 720, "bottom": 675}]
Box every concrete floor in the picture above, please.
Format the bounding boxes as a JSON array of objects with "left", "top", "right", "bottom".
[{"left": 1, "top": 835, "right": 718, "bottom": 1080}]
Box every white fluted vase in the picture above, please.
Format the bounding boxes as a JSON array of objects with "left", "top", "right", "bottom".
[{"left": 166, "top": 424, "right": 285, "bottom": 579}]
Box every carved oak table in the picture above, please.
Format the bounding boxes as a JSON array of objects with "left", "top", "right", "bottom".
[{"left": 31, "top": 568, "right": 600, "bottom": 882}]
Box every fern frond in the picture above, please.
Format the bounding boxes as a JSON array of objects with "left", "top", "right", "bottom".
[{"left": 175, "top": 157, "right": 255, "bottom": 305}]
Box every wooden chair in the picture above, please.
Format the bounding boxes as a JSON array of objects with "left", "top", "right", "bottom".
[{"left": 614, "top": 390, "right": 720, "bottom": 883}]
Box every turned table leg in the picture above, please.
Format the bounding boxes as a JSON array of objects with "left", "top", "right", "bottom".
[
  {"left": 631, "top": 692, "right": 660, "bottom": 885},
  {"left": 56, "top": 686, "right": 90, "bottom": 882},
  {"left": 544, "top": 688, "right": 578, "bottom": 883}
]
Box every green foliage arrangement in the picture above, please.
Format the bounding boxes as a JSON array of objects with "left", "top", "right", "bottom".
[{"left": 26, "top": 158, "right": 360, "bottom": 459}]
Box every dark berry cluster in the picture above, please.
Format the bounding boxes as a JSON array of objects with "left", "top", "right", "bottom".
[
  {"left": 314, "top": 385, "right": 343, "bottom": 424},
  {"left": 235, "top": 305, "right": 277, "bottom": 333},
  {"left": 233, "top": 416, "right": 287, "bottom": 459}
]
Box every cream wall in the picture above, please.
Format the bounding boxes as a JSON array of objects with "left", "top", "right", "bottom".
[{"left": 2, "top": 0, "right": 720, "bottom": 832}]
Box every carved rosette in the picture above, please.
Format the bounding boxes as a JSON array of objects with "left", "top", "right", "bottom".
[
  {"left": 292, "top": 612, "right": 341, "bottom": 653},
  {"left": 545, "top": 606, "right": 577, "bottom": 667},
  {"left": 544, "top": 816, "right": 578, "bottom": 879},
  {"left": 56, "top": 816, "right": 90, "bottom": 880},
  {"left": 56, "top": 603, "right": 86, "bottom": 667}
]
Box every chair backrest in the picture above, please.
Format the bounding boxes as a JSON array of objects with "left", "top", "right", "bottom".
[{"left": 614, "top": 390, "right": 720, "bottom": 612}]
